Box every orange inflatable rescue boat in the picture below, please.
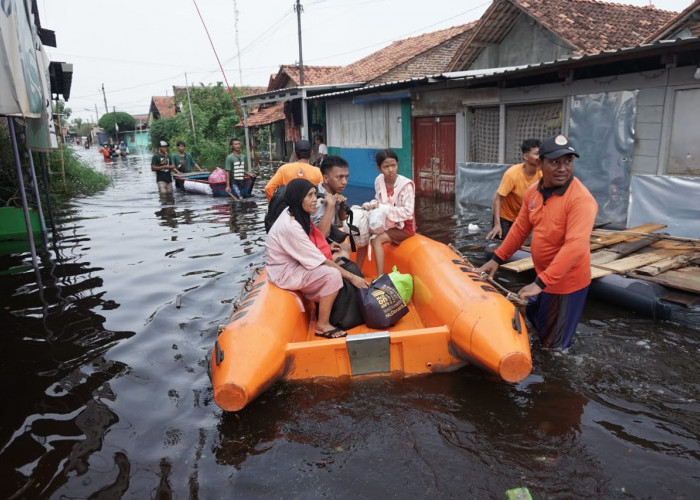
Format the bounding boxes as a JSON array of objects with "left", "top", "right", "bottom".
[{"left": 210, "top": 234, "right": 532, "bottom": 411}]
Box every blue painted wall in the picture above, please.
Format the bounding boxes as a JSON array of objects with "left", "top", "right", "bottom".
[{"left": 327, "top": 99, "right": 412, "bottom": 188}]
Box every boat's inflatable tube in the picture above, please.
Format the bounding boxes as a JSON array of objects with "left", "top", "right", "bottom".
[
  {"left": 383, "top": 235, "right": 531, "bottom": 383},
  {"left": 182, "top": 180, "right": 212, "bottom": 195},
  {"left": 212, "top": 235, "right": 532, "bottom": 411}
]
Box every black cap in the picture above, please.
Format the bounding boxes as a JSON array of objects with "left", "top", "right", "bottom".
[
  {"left": 294, "top": 139, "right": 312, "bottom": 153},
  {"left": 539, "top": 134, "right": 579, "bottom": 159}
]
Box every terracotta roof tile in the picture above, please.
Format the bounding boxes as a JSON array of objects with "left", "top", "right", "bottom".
[
  {"left": 449, "top": 0, "right": 676, "bottom": 71},
  {"left": 241, "top": 102, "right": 285, "bottom": 127},
  {"left": 328, "top": 23, "right": 475, "bottom": 85},
  {"left": 269, "top": 65, "right": 342, "bottom": 89},
  {"left": 151, "top": 96, "right": 176, "bottom": 118},
  {"left": 644, "top": 0, "right": 700, "bottom": 42}
]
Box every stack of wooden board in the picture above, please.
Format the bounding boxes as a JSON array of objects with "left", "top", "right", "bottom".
[{"left": 500, "top": 223, "right": 700, "bottom": 296}]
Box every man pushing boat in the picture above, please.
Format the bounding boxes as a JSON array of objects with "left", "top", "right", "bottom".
[{"left": 477, "top": 134, "right": 598, "bottom": 349}]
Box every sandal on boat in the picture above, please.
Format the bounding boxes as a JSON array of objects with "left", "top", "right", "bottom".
[{"left": 315, "top": 327, "right": 347, "bottom": 339}]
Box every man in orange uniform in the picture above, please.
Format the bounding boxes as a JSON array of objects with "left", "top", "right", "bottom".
[
  {"left": 486, "top": 139, "right": 542, "bottom": 240},
  {"left": 264, "top": 140, "right": 323, "bottom": 201},
  {"left": 477, "top": 134, "right": 598, "bottom": 349}
]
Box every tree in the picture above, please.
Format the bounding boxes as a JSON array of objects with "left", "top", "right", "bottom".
[
  {"left": 98, "top": 112, "right": 136, "bottom": 140},
  {"left": 149, "top": 117, "right": 183, "bottom": 149},
  {"left": 170, "top": 82, "right": 248, "bottom": 166},
  {"left": 52, "top": 100, "right": 72, "bottom": 133},
  {"left": 78, "top": 123, "right": 94, "bottom": 137}
]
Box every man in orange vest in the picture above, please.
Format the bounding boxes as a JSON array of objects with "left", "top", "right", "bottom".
[
  {"left": 265, "top": 140, "right": 322, "bottom": 201},
  {"left": 477, "top": 134, "right": 598, "bottom": 349}
]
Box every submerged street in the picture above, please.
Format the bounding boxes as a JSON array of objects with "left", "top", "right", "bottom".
[{"left": 0, "top": 148, "right": 698, "bottom": 497}]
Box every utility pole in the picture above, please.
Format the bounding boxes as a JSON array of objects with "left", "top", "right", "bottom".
[
  {"left": 101, "top": 83, "right": 108, "bottom": 114},
  {"left": 295, "top": 0, "right": 304, "bottom": 86},
  {"left": 233, "top": 0, "right": 244, "bottom": 86},
  {"left": 95, "top": 103, "right": 99, "bottom": 123},
  {"left": 184, "top": 72, "right": 197, "bottom": 144},
  {"left": 113, "top": 106, "right": 118, "bottom": 141}
]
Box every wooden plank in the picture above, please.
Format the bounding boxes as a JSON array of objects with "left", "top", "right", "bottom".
[
  {"left": 628, "top": 268, "right": 700, "bottom": 295},
  {"left": 649, "top": 239, "right": 700, "bottom": 250},
  {"left": 590, "top": 222, "right": 666, "bottom": 236},
  {"left": 635, "top": 252, "right": 700, "bottom": 276},
  {"left": 658, "top": 290, "right": 700, "bottom": 308},
  {"left": 592, "top": 227, "right": 700, "bottom": 245},
  {"left": 589, "top": 223, "right": 667, "bottom": 250},
  {"left": 595, "top": 249, "right": 690, "bottom": 273},
  {"left": 501, "top": 223, "right": 668, "bottom": 273},
  {"left": 590, "top": 237, "right": 659, "bottom": 265},
  {"left": 501, "top": 256, "right": 533, "bottom": 272}
]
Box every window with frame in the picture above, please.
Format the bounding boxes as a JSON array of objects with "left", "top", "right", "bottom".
[{"left": 469, "top": 101, "right": 562, "bottom": 163}]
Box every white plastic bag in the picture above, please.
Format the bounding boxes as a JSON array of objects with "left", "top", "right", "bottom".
[
  {"left": 348, "top": 205, "right": 370, "bottom": 247},
  {"left": 368, "top": 205, "right": 395, "bottom": 234}
]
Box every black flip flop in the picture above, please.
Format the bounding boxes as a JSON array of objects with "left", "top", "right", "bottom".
[{"left": 315, "top": 327, "right": 347, "bottom": 339}]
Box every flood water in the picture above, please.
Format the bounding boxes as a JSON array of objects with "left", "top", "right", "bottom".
[{"left": 1, "top": 148, "right": 698, "bottom": 498}]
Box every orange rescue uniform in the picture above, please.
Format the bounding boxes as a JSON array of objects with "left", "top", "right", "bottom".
[
  {"left": 265, "top": 162, "right": 323, "bottom": 201},
  {"left": 494, "top": 176, "right": 598, "bottom": 294}
]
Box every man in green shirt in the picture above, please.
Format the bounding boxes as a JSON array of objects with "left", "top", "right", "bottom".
[
  {"left": 225, "top": 138, "right": 255, "bottom": 200},
  {"left": 151, "top": 140, "right": 178, "bottom": 194},
  {"left": 171, "top": 141, "right": 204, "bottom": 173}
]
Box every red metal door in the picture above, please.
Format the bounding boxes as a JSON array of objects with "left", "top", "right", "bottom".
[{"left": 413, "top": 116, "right": 456, "bottom": 199}]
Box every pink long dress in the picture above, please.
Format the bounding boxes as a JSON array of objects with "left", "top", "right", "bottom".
[{"left": 265, "top": 210, "right": 342, "bottom": 301}]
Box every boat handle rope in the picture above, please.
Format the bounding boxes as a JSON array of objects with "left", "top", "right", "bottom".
[
  {"left": 230, "top": 266, "right": 264, "bottom": 316},
  {"left": 448, "top": 244, "right": 528, "bottom": 307}
]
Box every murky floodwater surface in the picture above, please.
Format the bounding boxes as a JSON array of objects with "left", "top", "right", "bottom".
[{"left": 0, "top": 149, "right": 698, "bottom": 498}]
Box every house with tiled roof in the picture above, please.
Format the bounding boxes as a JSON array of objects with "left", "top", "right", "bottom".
[
  {"left": 314, "top": 0, "right": 687, "bottom": 200},
  {"left": 241, "top": 23, "right": 476, "bottom": 170},
  {"left": 315, "top": 0, "right": 700, "bottom": 236},
  {"left": 148, "top": 96, "right": 176, "bottom": 122},
  {"left": 447, "top": 0, "right": 675, "bottom": 71},
  {"left": 241, "top": 64, "right": 346, "bottom": 159},
  {"left": 645, "top": 0, "right": 700, "bottom": 41},
  {"left": 330, "top": 24, "right": 476, "bottom": 86}
]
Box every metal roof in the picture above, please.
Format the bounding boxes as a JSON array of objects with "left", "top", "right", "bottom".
[
  {"left": 239, "top": 82, "right": 363, "bottom": 106},
  {"left": 308, "top": 36, "right": 700, "bottom": 101}
]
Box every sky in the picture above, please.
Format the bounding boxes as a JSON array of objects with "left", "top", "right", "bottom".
[{"left": 39, "top": 0, "right": 695, "bottom": 123}]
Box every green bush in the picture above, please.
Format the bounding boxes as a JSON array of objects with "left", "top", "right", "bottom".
[
  {"left": 46, "top": 148, "right": 111, "bottom": 199},
  {"left": 0, "top": 123, "right": 109, "bottom": 206}
]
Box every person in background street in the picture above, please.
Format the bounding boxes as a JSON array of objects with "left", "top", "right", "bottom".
[
  {"left": 486, "top": 139, "right": 542, "bottom": 240},
  {"left": 172, "top": 140, "right": 204, "bottom": 173},
  {"left": 118, "top": 141, "right": 127, "bottom": 157},
  {"left": 312, "top": 135, "right": 328, "bottom": 167},
  {"left": 225, "top": 138, "right": 254, "bottom": 200},
  {"left": 265, "top": 139, "right": 322, "bottom": 201},
  {"left": 151, "top": 140, "right": 179, "bottom": 194},
  {"left": 98, "top": 144, "right": 111, "bottom": 159},
  {"left": 476, "top": 134, "right": 598, "bottom": 350}
]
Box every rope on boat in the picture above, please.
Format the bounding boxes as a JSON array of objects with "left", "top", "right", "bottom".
[
  {"left": 229, "top": 266, "right": 264, "bottom": 315},
  {"left": 217, "top": 266, "right": 264, "bottom": 334},
  {"left": 448, "top": 243, "right": 528, "bottom": 307}
]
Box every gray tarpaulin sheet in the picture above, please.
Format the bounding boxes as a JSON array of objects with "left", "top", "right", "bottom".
[
  {"left": 570, "top": 91, "right": 637, "bottom": 226},
  {"left": 457, "top": 91, "right": 638, "bottom": 226},
  {"left": 628, "top": 175, "right": 700, "bottom": 238},
  {"left": 456, "top": 162, "right": 510, "bottom": 207}
]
